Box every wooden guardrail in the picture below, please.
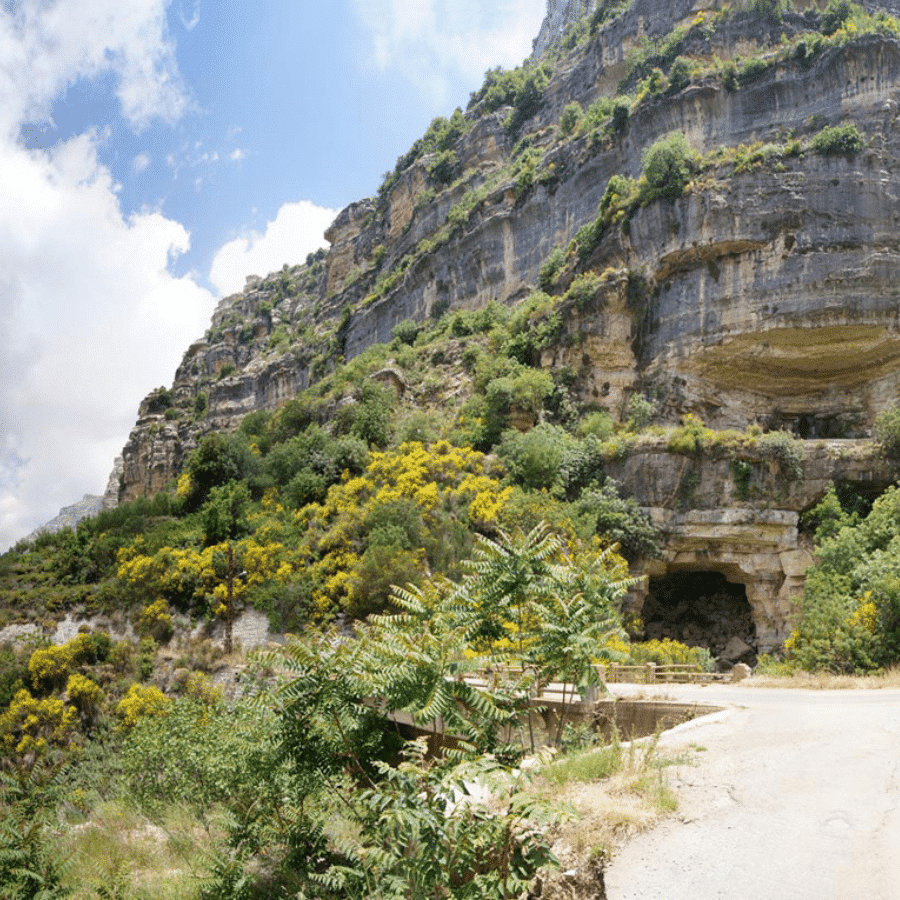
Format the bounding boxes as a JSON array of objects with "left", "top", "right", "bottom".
[
  {"left": 600, "top": 662, "right": 726, "bottom": 684},
  {"left": 473, "top": 662, "right": 727, "bottom": 688}
]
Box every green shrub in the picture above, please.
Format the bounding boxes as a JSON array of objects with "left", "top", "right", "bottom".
[
  {"left": 722, "top": 60, "right": 739, "bottom": 91},
  {"left": 507, "top": 64, "right": 551, "bottom": 133},
  {"left": 193, "top": 391, "right": 208, "bottom": 418},
  {"left": 873, "top": 404, "right": 900, "bottom": 459},
  {"left": 577, "top": 410, "right": 615, "bottom": 440},
  {"left": 738, "top": 56, "right": 772, "bottom": 85},
  {"left": 667, "top": 414, "right": 711, "bottom": 455},
  {"left": 565, "top": 272, "right": 603, "bottom": 310},
  {"left": 0, "top": 645, "right": 27, "bottom": 710},
  {"left": 821, "top": 0, "right": 855, "bottom": 35},
  {"left": 667, "top": 56, "right": 692, "bottom": 94},
  {"left": 578, "top": 479, "right": 661, "bottom": 560},
  {"left": 350, "top": 381, "right": 396, "bottom": 449},
  {"left": 625, "top": 394, "right": 655, "bottom": 432},
  {"left": 201, "top": 481, "right": 251, "bottom": 545},
  {"left": 0, "top": 766, "right": 71, "bottom": 899},
  {"left": 747, "top": 0, "right": 788, "bottom": 25},
  {"left": 121, "top": 696, "right": 281, "bottom": 819},
  {"left": 810, "top": 123, "right": 864, "bottom": 156},
  {"left": 498, "top": 423, "right": 571, "bottom": 491},
  {"left": 556, "top": 435, "right": 607, "bottom": 499},
  {"left": 574, "top": 218, "right": 603, "bottom": 263},
  {"left": 732, "top": 459, "right": 754, "bottom": 500},
  {"left": 785, "top": 485, "right": 900, "bottom": 671},
  {"left": 801, "top": 484, "right": 858, "bottom": 541},
  {"left": 757, "top": 430, "right": 803, "bottom": 480},
  {"left": 641, "top": 132, "right": 696, "bottom": 203},
  {"left": 379, "top": 108, "right": 470, "bottom": 198},
  {"left": 144, "top": 386, "right": 172, "bottom": 414},
  {"left": 392, "top": 318, "right": 421, "bottom": 346},
  {"left": 428, "top": 148, "right": 459, "bottom": 185},
  {"left": 183, "top": 431, "right": 265, "bottom": 510},
  {"left": 539, "top": 245, "right": 566, "bottom": 291},
  {"left": 559, "top": 101, "right": 583, "bottom": 136},
  {"left": 611, "top": 102, "right": 629, "bottom": 133}
]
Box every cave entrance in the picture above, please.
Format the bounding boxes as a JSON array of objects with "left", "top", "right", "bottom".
[{"left": 641, "top": 571, "right": 757, "bottom": 666}]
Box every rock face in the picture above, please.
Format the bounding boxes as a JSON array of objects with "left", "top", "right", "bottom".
[
  {"left": 26, "top": 494, "right": 107, "bottom": 542},
  {"left": 608, "top": 439, "right": 897, "bottom": 651},
  {"left": 532, "top": 0, "right": 595, "bottom": 59},
  {"left": 114, "top": 1, "right": 900, "bottom": 652}
]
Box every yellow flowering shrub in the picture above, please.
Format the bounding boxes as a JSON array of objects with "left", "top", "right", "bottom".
[
  {"left": 367, "top": 441, "right": 507, "bottom": 523},
  {"left": 292, "top": 440, "right": 514, "bottom": 615},
  {"left": 184, "top": 671, "right": 222, "bottom": 704},
  {"left": 26, "top": 633, "right": 108, "bottom": 694},
  {"left": 27, "top": 644, "right": 73, "bottom": 693},
  {"left": 138, "top": 598, "right": 174, "bottom": 641},
  {"left": 176, "top": 470, "right": 193, "bottom": 499},
  {"left": 117, "top": 544, "right": 204, "bottom": 604},
  {"left": 116, "top": 683, "right": 170, "bottom": 728},
  {"left": 622, "top": 637, "right": 713, "bottom": 670},
  {"left": 848, "top": 592, "right": 878, "bottom": 633},
  {"left": 66, "top": 673, "right": 104, "bottom": 713},
  {"left": 0, "top": 688, "right": 77, "bottom": 758}
]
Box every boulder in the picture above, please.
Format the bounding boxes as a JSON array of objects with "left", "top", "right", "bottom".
[
  {"left": 720, "top": 636, "right": 755, "bottom": 664},
  {"left": 731, "top": 663, "right": 752, "bottom": 682}
]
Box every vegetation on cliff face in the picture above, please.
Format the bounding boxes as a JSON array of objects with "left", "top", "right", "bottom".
[
  {"left": 778, "top": 478, "right": 900, "bottom": 674},
  {"left": 119, "top": 0, "right": 900, "bottom": 507},
  {"left": 0, "top": 287, "right": 682, "bottom": 898},
  {"left": 7, "top": 0, "right": 900, "bottom": 895}
]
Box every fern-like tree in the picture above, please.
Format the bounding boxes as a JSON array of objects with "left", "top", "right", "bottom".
[
  {"left": 462, "top": 524, "right": 567, "bottom": 661},
  {"left": 527, "top": 544, "right": 632, "bottom": 744},
  {"left": 212, "top": 524, "right": 634, "bottom": 897}
]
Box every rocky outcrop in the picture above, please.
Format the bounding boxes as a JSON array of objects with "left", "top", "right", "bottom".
[
  {"left": 532, "top": 0, "right": 594, "bottom": 59},
  {"left": 608, "top": 439, "right": 898, "bottom": 651},
  {"left": 26, "top": 494, "right": 107, "bottom": 541},
  {"left": 114, "top": 1, "right": 900, "bottom": 651}
]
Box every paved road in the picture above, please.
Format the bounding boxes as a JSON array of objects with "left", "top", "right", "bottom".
[{"left": 603, "top": 683, "right": 900, "bottom": 900}]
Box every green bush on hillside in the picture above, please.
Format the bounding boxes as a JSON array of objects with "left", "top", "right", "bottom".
[
  {"left": 821, "top": 0, "right": 856, "bottom": 35},
  {"left": 786, "top": 485, "right": 900, "bottom": 672},
  {"left": 641, "top": 132, "right": 697, "bottom": 203},
  {"left": 873, "top": 404, "right": 900, "bottom": 459},
  {"left": 810, "top": 123, "right": 864, "bottom": 156}
]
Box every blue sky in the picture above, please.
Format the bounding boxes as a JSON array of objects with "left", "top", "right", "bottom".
[{"left": 0, "top": 0, "right": 546, "bottom": 550}]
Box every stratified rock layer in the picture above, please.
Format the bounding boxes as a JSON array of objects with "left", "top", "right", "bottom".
[{"left": 114, "top": 1, "right": 900, "bottom": 651}]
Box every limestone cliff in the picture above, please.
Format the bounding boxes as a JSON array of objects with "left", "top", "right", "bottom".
[
  {"left": 532, "top": 0, "right": 595, "bottom": 59},
  {"left": 114, "top": 0, "right": 900, "bottom": 652}
]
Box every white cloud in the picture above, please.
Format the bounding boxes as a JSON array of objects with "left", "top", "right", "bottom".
[
  {"left": 0, "top": 0, "right": 187, "bottom": 135},
  {"left": 178, "top": 0, "right": 201, "bottom": 32},
  {"left": 0, "top": 1, "right": 212, "bottom": 550},
  {"left": 209, "top": 200, "right": 337, "bottom": 297},
  {"left": 352, "top": 0, "right": 547, "bottom": 102},
  {"left": 0, "top": 135, "right": 215, "bottom": 550},
  {"left": 133, "top": 151, "right": 151, "bottom": 173}
]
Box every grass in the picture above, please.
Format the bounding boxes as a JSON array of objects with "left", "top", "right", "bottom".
[
  {"left": 56, "top": 800, "right": 218, "bottom": 900},
  {"left": 535, "top": 728, "right": 691, "bottom": 886},
  {"left": 747, "top": 665, "right": 900, "bottom": 690}
]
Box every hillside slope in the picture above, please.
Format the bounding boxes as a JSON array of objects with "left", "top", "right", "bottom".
[{"left": 104, "top": 0, "right": 900, "bottom": 651}]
